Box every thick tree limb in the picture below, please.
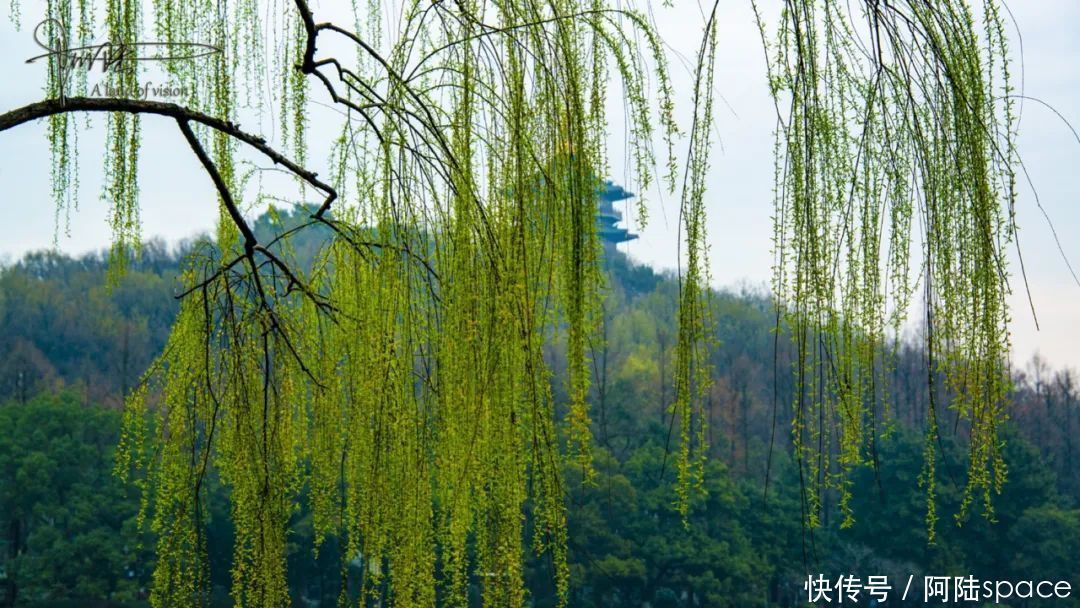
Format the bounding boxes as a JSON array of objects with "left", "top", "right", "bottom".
[{"left": 0, "top": 96, "right": 338, "bottom": 218}]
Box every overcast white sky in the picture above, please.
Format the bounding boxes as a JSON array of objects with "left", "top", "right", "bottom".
[{"left": 0, "top": 1, "right": 1077, "bottom": 372}]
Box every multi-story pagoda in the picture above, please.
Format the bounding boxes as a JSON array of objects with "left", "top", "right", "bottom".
[{"left": 596, "top": 180, "right": 638, "bottom": 255}]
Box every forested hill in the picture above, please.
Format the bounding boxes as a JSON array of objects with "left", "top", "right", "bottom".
[
  {"left": 0, "top": 206, "right": 332, "bottom": 406},
  {"left": 1, "top": 207, "right": 1077, "bottom": 607}
]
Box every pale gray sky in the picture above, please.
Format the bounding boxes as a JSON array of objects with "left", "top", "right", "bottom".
[{"left": 0, "top": 1, "right": 1077, "bottom": 371}]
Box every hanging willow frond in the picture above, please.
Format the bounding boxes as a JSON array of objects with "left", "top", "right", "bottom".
[
  {"left": 756, "top": 0, "right": 1017, "bottom": 541},
  {"left": 0, "top": 0, "right": 704, "bottom": 605}
]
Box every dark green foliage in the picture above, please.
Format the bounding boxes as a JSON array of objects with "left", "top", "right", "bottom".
[
  {"left": 0, "top": 393, "right": 152, "bottom": 606},
  {"left": 559, "top": 448, "right": 768, "bottom": 607}
]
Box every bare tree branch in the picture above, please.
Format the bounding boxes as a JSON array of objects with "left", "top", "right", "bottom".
[{"left": 0, "top": 96, "right": 338, "bottom": 218}]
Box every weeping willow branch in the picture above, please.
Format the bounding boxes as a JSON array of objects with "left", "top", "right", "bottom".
[
  {"left": 4, "top": 0, "right": 693, "bottom": 605},
  {"left": 0, "top": 97, "right": 338, "bottom": 217},
  {"left": 757, "top": 0, "right": 1018, "bottom": 541}
]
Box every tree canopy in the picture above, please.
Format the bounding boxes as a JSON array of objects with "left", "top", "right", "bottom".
[{"left": 0, "top": 0, "right": 1031, "bottom": 606}]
